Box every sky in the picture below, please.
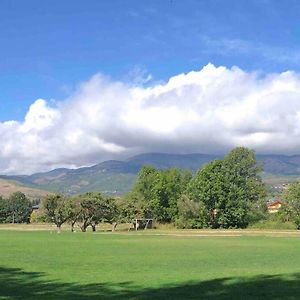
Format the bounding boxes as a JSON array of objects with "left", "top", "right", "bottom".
[{"left": 2, "top": 0, "right": 300, "bottom": 174}]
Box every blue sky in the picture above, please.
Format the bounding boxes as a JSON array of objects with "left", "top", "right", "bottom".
[
  {"left": 4, "top": 0, "right": 300, "bottom": 173},
  {"left": 1, "top": 0, "right": 300, "bottom": 121}
]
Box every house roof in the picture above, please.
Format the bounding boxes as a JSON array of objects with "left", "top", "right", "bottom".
[{"left": 268, "top": 200, "right": 282, "bottom": 208}]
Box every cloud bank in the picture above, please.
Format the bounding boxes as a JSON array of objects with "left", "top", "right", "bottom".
[{"left": 2, "top": 63, "right": 300, "bottom": 174}]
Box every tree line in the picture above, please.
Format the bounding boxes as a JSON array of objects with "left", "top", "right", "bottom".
[
  {"left": 38, "top": 147, "right": 269, "bottom": 232},
  {"left": 3, "top": 147, "right": 300, "bottom": 231},
  {"left": 126, "top": 147, "right": 267, "bottom": 229}
]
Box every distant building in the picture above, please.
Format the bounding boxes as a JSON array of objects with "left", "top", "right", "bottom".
[
  {"left": 32, "top": 204, "right": 40, "bottom": 210},
  {"left": 267, "top": 200, "right": 282, "bottom": 213}
]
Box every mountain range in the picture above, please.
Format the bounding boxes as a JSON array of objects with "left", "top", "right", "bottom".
[{"left": 1, "top": 152, "right": 300, "bottom": 196}]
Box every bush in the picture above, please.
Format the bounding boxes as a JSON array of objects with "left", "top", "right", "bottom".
[
  {"left": 175, "top": 216, "right": 208, "bottom": 229},
  {"left": 175, "top": 195, "right": 208, "bottom": 229},
  {"left": 30, "top": 209, "right": 46, "bottom": 223}
]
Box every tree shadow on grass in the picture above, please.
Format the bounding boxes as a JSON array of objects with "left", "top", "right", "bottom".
[{"left": 1, "top": 266, "right": 300, "bottom": 300}]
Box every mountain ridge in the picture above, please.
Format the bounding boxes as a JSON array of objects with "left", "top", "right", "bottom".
[{"left": 1, "top": 152, "right": 300, "bottom": 195}]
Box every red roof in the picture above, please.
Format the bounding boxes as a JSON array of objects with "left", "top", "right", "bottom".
[{"left": 268, "top": 200, "right": 282, "bottom": 208}]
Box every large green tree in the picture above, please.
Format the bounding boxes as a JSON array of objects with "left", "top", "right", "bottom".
[
  {"left": 187, "top": 147, "right": 266, "bottom": 228},
  {"left": 151, "top": 168, "right": 192, "bottom": 222},
  {"left": 130, "top": 166, "right": 192, "bottom": 222},
  {"left": 6, "top": 192, "right": 32, "bottom": 224},
  {"left": 219, "top": 147, "right": 266, "bottom": 228}
]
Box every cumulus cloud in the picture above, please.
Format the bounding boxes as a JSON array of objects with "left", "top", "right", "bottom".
[{"left": 2, "top": 63, "right": 300, "bottom": 174}]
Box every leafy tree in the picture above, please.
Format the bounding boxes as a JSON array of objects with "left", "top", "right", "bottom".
[
  {"left": 186, "top": 147, "right": 266, "bottom": 228},
  {"left": 186, "top": 159, "right": 225, "bottom": 227},
  {"left": 282, "top": 181, "right": 300, "bottom": 229},
  {"left": 103, "top": 197, "right": 119, "bottom": 231},
  {"left": 118, "top": 192, "right": 152, "bottom": 223},
  {"left": 68, "top": 193, "right": 130, "bottom": 232},
  {"left": 132, "top": 165, "right": 159, "bottom": 202},
  {"left": 151, "top": 168, "right": 192, "bottom": 222},
  {"left": 41, "top": 194, "right": 71, "bottom": 232},
  {"left": 74, "top": 192, "right": 111, "bottom": 232},
  {"left": 89, "top": 195, "right": 118, "bottom": 231},
  {"left": 131, "top": 166, "right": 192, "bottom": 222},
  {"left": 6, "top": 192, "right": 32, "bottom": 224},
  {"left": 218, "top": 147, "right": 266, "bottom": 228},
  {"left": 0, "top": 196, "right": 7, "bottom": 223},
  {"left": 65, "top": 196, "right": 82, "bottom": 232}
]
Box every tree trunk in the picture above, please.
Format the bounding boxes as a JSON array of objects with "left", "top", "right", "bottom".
[
  {"left": 111, "top": 222, "right": 117, "bottom": 232},
  {"left": 56, "top": 224, "right": 61, "bottom": 233},
  {"left": 71, "top": 221, "right": 76, "bottom": 232},
  {"left": 79, "top": 222, "right": 88, "bottom": 232},
  {"left": 77, "top": 220, "right": 89, "bottom": 232}
]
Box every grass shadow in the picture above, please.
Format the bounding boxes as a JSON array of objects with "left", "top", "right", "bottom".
[{"left": 1, "top": 266, "right": 300, "bottom": 299}]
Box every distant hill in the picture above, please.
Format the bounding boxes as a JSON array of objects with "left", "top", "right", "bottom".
[
  {"left": 256, "top": 154, "right": 300, "bottom": 174},
  {"left": 0, "top": 178, "right": 50, "bottom": 199},
  {"left": 1, "top": 152, "right": 300, "bottom": 195}
]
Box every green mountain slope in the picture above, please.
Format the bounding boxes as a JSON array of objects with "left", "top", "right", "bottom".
[{"left": 1, "top": 152, "right": 300, "bottom": 195}]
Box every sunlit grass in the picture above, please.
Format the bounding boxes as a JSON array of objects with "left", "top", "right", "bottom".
[{"left": 1, "top": 230, "right": 300, "bottom": 299}]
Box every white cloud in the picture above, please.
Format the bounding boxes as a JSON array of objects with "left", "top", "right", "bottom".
[{"left": 2, "top": 63, "right": 300, "bottom": 174}]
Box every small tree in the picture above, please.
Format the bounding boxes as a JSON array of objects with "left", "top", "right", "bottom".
[
  {"left": 63, "top": 196, "right": 83, "bottom": 232},
  {"left": 41, "top": 194, "right": 71, "bottom": 233},
  {"left": 102, "top": 197, "right": 119, "bottom": 231},
  {"left": 74, "top": 192, "right": 108, "bottom": 232},
  {"left": 89, "top": 195, "right": 117, "bottom": 232},
  {"left": 6, "top": 192, "right": 32, "bottom": 224}
]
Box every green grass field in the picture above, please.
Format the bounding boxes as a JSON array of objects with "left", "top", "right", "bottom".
[{"left": 1, "top": 230, "right": 300, "bottom": 299}]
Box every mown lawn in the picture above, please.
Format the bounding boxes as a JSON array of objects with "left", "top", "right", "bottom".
[{"left": 1, "top": 230, "right": 300, "bottom": 299}]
